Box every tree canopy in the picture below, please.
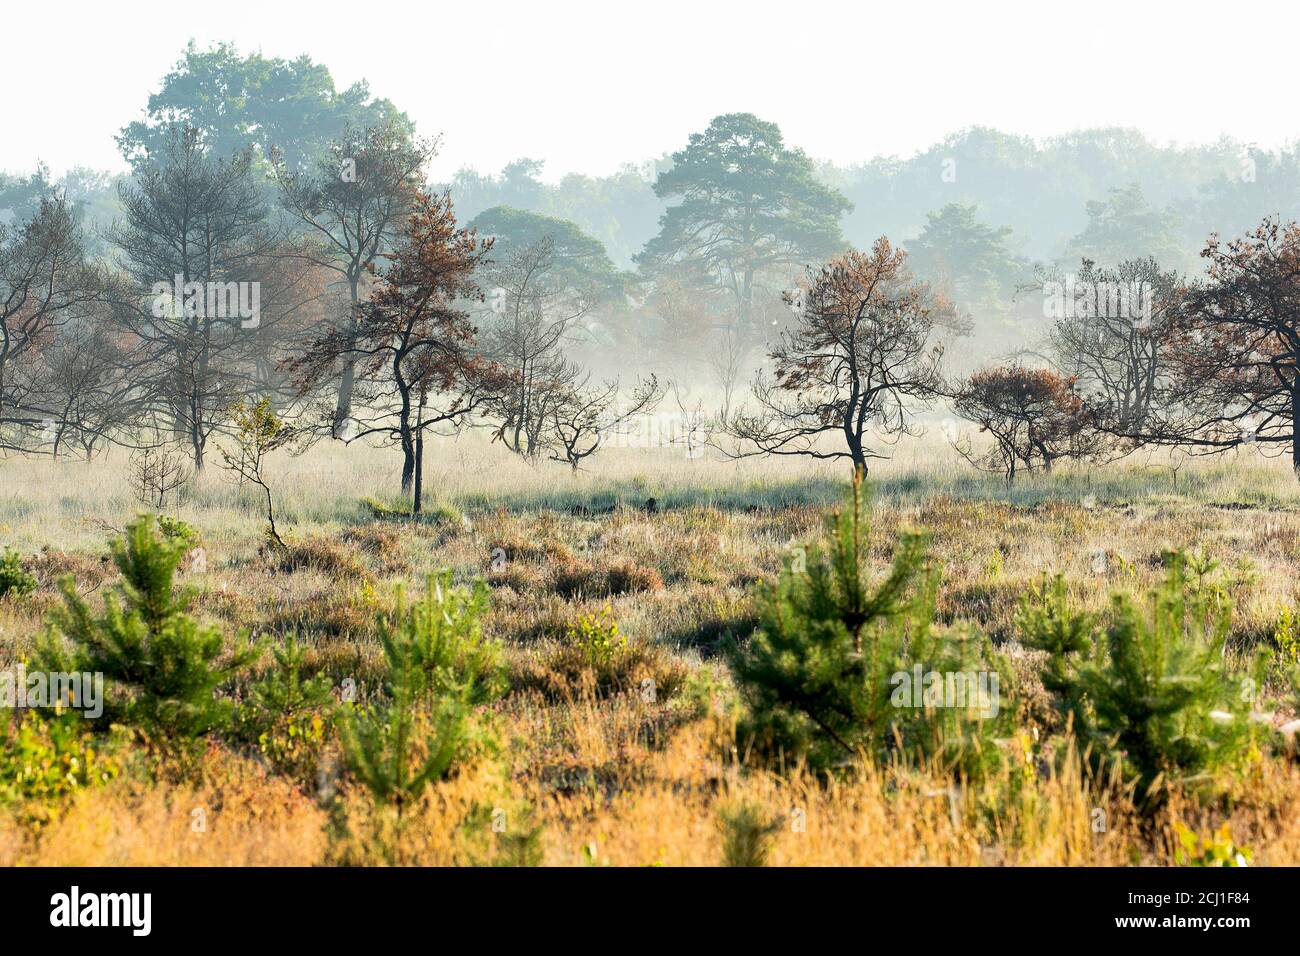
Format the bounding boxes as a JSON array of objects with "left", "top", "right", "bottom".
[
  {"left": 636, "top": 113, "right": 850, "bottom": 332},
  {"left": 469, "top": 206, "right": 625, "bottom": 302},
  {"left": 117, "top": 41, "right": 411, "bottom": 170}
]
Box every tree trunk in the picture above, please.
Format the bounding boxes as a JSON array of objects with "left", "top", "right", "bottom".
[
  {"left": 740, "top": 269, "right": 753, "bottom": 334},
  {"left": 1293, "top": 387, "right": 1300, "bottom": 481},
  {"left": 850, "top": 446, "right": 867, "bottom": 476},
  {"left": 412, "top": 394, "right": 426, "bottom": 515},
  {"left": 334, "top": 275, "right": 364, "bottom": 438},
  {"left": 334, "top": 359, "right": 356, "bottom": 438},
  {"left": 413, "top": 428, "right": 424, "bottom": 515},
  {"left": 400, "top": 436, "right": 414, "bottom": 495},
  {"left": 398, "top": 376, "right": 415, "bottom": 495}
]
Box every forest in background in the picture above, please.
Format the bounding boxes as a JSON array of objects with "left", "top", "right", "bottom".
[{"left": 3, "top": 41, "right": 1294, "bottom": 368}]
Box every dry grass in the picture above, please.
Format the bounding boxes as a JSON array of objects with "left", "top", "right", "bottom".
[{"left": 1, "top": 431, "right": 1299, "bottom": 865}]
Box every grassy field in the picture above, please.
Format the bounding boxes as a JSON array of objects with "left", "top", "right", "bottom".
[{"left": 1, "top": 433, "right": 1299, "bottom": 866}]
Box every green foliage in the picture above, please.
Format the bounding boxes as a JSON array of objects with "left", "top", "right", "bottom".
[
  {"left": 1064, "top": 183, "right": 1188, "bottom": 270},
  {"left": 155, "top": 515, "right": 199, "bottom": 550},
  {"left": 1025, "top": 553, "right": 1259, "bottom": 807},
  {"left": 636, "top": 112, "right": 849, "bottom": 328},
  {"left": 1174, "top": 822, "right": 1252, "bottom": 867},
  {"left": 221, "top": 397, "right": 294, "bottom": 552},
  {"left": 36, "top": 515, "right": 253, "bottom": 749},
  {"left": 339, "top": 696, "right": 467, "bottom": 818},
  {"left": 717, "top": 802, "right": 782, "bottom": 867},
  {"left": 907, "top": 203, "right": 1023, "bottom": 308},
  {"left": 565, "top": 606, "right": 628, "bottom": 672},
  {"left": 488, "top": 805, "right": 546, "bottom": 867},
  {"left": 513, "top": 605, "right": 688, "bottom": 703},
  {"left": 0, "top": 548, "right": 36, "bottom": 598},
  {"left": 243, "top": 635, "right": 334, "bottom": 727},
  {"left": 468, "top": 206, "right": 624, "bottom": 302},
  {"left": 339, "top": 573, "right": 504, "bottom": 815},
  {"left": 1269, "top": 605, "right": 1300, "bottom": 684},
  {"left": 378, "top": 572, "right": 506, "bottom": 707},
  {"left": 729, "top": 474, "right": 1013, "bottom": 777},
  {"left": 0, "top": 712, "right": 121, "bottom": 826},
  {"left": 360, "top": 495, "right": 462, "bottom": 527},
  {"left": 118, "top": 40, "right": 408, "bottom": 170},
  {"left": 238, "top": 636, "right": 335, "bottom": 780},
  {"left": 1015, "top": 573, "right": 1096, "bottom": 718}
]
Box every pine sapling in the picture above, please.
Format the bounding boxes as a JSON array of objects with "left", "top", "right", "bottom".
[
  {"left": 36, "top": 515, "right": 253, "bottom": 755},
  {"left": 1073, "top": 553, "right": 1256, "bottom": 807},
  {"left": 340, "top": 573, "right": 504, "bottom": 825},
  {"left": 728, "top": 469, "right": 932, "bottom": 769}
]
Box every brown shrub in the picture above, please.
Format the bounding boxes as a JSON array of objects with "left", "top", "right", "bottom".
[
  {"left": 511, "top": 639, "right": 688, "bottom": 702},
  {"left": 340, "top": 524, "right": 409, "bottom": 573},
  {"left": 487, "top": 564, "right": 547, "bottom": 593},
  {"left": 552, "top": 558, "right": 664, "bottom": 599},
  {"left": 275, "top": 536, "right": 368, "bottom": 579},
  {"left": 265, "top": 588, "right": 381, "bottom": 641},
  {"left": 509, "top": 608, "right": 687, "bottom": 702},
  {"left": 486, "top": 536, "right": 575, "bottom": 567},
  {"left": 26, "top": 547, "right": 111, "bottom": 592}
]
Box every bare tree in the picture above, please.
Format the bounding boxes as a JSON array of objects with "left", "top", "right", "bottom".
[
  {"left": 547, "top": 374, "right": 664, "bottom": 470},
  {"left": 669, "top": 380, "right": 713, "bottom": 460},
  {"left": 107, "top": 125, "right": 277, "bottom": 470},
  {"left": 1037, "top": 256, "right": 1179, "bottom": 454},
  {"left": 704, "top": 324, "right": 748, "bottom": 426},
  {"left": 0, "top": 197, "right": 105, "bottom": 452},
  {"left": 30, "top": 317, "right": 136, "bottom": 458},
  {"left": 129, "top": 444, "right": 191, "bottom": 510},
  {"left": 481, "top": 237, "right": 591, "bottom": 458}
]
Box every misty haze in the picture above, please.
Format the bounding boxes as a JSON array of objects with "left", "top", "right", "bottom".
[{"left": 0, "top": 3, "right": 1295, "bottom": 921}]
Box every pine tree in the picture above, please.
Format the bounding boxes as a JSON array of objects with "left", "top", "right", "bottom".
[
  {"left": 236, "top": 635, "right": 335, "bottom": 780},
  {"left": 37, "top": 515, "right": 252, "bottom": 750},
  {"left": 339, "top": 573, "right": 504, "bottom": 821},
  {"left": 1016, "top": 573, "right": 1097, "bottom": 722},
  {"left": 717, "top": 802, "right": 782, "bottom": 867},
  {"left": 339, "top": 687, "right": 467, "bottom": 821},
  {"left": 1021, "top": 553, "right": 1260, "bottom": 808},
  {"left": 0, "top": 548, "right": 37, "bottom": 598},
  {"left": 1080, "top": 554, "right": 1255, "bottom": 805},
  {"left": 242, "top": 635, "right": 334, "bottom": 730},
  {"left": 728, "top": 470, "right": 1012, "bottom": 776},
  {"left": 377, "top": 571, "right": 506, "bottom": 708}
]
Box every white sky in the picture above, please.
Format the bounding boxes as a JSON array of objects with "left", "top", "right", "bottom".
[{"left": 4, "top": 0, "right": 1294, "bottom": 181}]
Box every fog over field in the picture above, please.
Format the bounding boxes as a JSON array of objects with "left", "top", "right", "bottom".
[{"left": 1, "top": 1, "right": 1299, "bottom": 917}]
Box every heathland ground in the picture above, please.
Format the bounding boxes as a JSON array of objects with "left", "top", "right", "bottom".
[{"left": 1, "top": 432, "right": 1298, "bottom": 865}]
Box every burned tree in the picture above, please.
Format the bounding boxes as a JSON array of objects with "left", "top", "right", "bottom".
[
  {"left": 289, "top": 188, "right": 497, "bottom": 511},
  {"left": 546, "top": 374, "right": 664, "bottom": 471},
  {"left": 1147, "top": 218, "right": 1300, "bottom": 479},
  {"left": 0, "top": 197, "right": 105, "bottom": 453},
  {"left": 30, "top": 317, "right": 136, "bottom": 458},
  {"left": 273, "top": 121, "right": 433, "bottom": 437},
  {"left": 1039, "top": 256, "right": 1179, "bottom": 452},
  {"left": 951, "top": 365, "right": 1090, "bottom": 481},
  {"left": 728, "top": 239, "right": 951, "bottom": 472},
  {"left": 481, "top": 236, "right": 592, "bottom": 459},
  {"left": 108, "top": 126, "right": 274, "bottom": 470}
]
